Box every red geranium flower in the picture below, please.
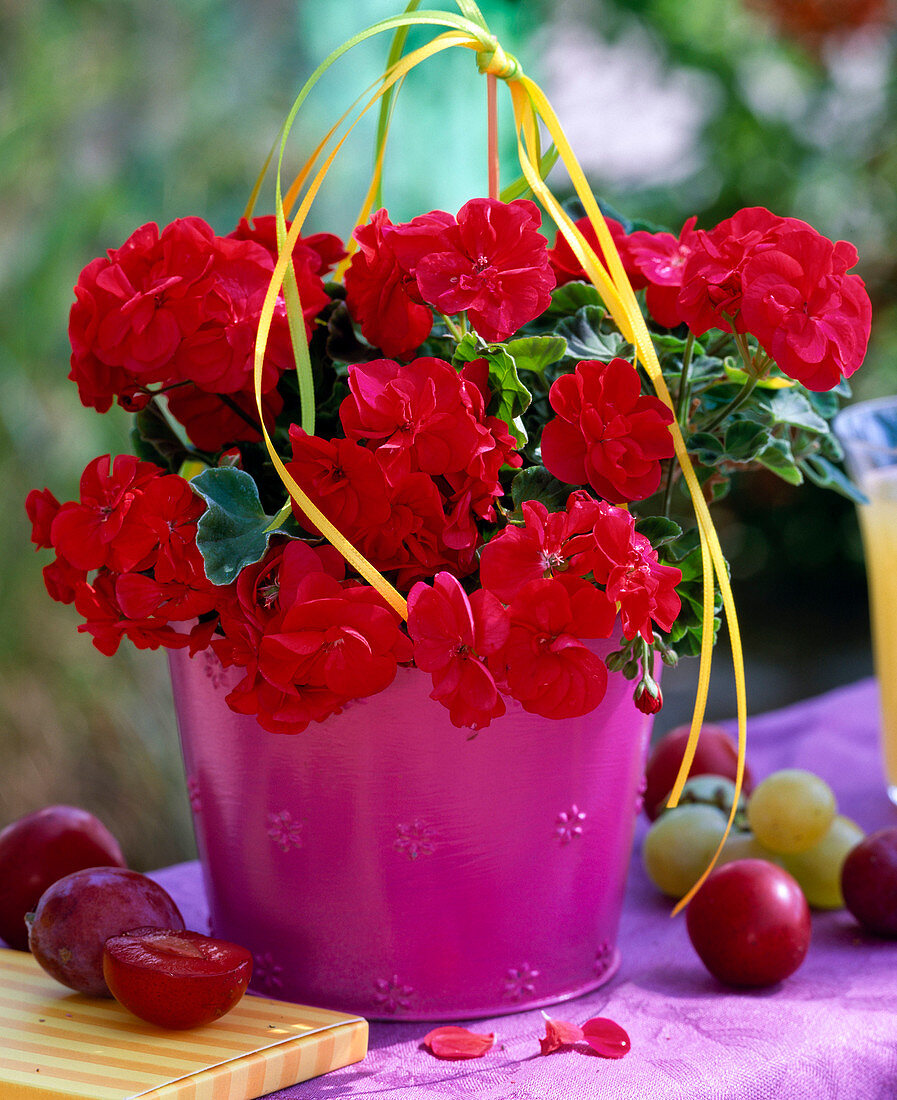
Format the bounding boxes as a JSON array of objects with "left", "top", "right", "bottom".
[
  {"left": 739, "top": 229, "right": 871, "bottom": 391},
  {"left": 49, "top": 454, "right": 163, "bottom": 573},
  {"left": 218, "top": 540, "right": 411, "bottom": 734},
  {"left": 340, "top": 357, "right": 486, "bottom": 480},
  {"left": 540, "top": 358, "right": 675, "bottom": 503},
  {"left": 287, "top": 428, "right": 393, "bottom": 536},
  {"left": 412, "top": 198, "right": 556, "bottom": 342},
  {"left": 165, "top": 383, "right": 283, "bottom": 453},
  {"left": 494, "top": 577, "right": 615, "bottom": 719},
  {"left": 253, "top": 575, "right": 412, "bottom": 732},
  {"left": 128, "top": 474, "right": 207, "bottom": 584},
  {"left": 586, "top": 502, "right": 681, "bottom": 642},
  {"left": 78, "top": 220, "right": 214, "bottom": 370},
  {"left": 68, "top": 220, "right": 215, "bottom": 411},
  {"left": 547, "top": 215, "right": 646, "bottom": 290},
  {"left": 114, "top": 572, "right": 219, "bottom": 624},
  {"left": 67, "top": 216, "right": 310, "bottom": 419},
  {"left": 678, "top": 208, "right": 872, "bottom": 390},
  {"left": 344, "top": 209, "right": 449, "bottom": 359},
  {"left": 478, "top": 493, "right": 602, "bottom": 603},
  {"left": 407, "top": 572, "right": 508, "bottom": 729},
  {"left": 627, "top": 217, "right": 699, "bottom": 328},
  {"left": 25, "top": 488, "right": 61, "bottom": 549},
  {"left": 676, "top": 207, "right": 799, "bottom": 336},
  {"left": 356, "top": 470, "right": 472, "bottom": 589},
  {"left": 171, "top": 233, "right": 296, "bottom": 395},
  {"left": 228, "top": 215, "right": 346, "bottom": 278},
  {"left": 75, "top": 570, "right": 190, "bottom": 656}
]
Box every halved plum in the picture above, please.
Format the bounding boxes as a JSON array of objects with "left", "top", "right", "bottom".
[{"left": 103, "top": 928, "right": 253, "bottom": 1029}]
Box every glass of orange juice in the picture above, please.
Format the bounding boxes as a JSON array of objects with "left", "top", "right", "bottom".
[{"left": 835, "top": 396, "right": 897, "bottom": 807}]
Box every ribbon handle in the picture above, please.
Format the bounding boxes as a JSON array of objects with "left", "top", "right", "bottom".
[{"left": 250, "top": 9, "right": 748, "bottom": 905}]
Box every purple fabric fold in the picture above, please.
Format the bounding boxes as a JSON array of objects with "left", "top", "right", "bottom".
[{"left": 152, "top": 677, "right": 897, "bottom": 1099}]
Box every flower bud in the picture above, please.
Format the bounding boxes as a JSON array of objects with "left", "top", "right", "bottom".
[
  {"left": 605, "top": 649, "right": 628, "bottom": 673},
  {"left": 634, "top": 681, "right": 663, "bottom": 715}
]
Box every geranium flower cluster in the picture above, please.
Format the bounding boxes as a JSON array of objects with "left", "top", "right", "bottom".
[
  {"left": 553, "top": 207, "right": 871, "bottom": 392},
  {"left": 68, "top": 215, "right": 344, "bottom": 450},
  {"left": 26, "top": 455, "right": 222, "bottom": 655},
  {"left": 27, "top": 192, "right": 871, "bottom": 734}
]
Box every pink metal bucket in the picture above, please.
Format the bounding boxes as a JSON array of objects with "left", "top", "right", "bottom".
[{"left": 169, "top": 641, "right": 652, "bottom": 1020}]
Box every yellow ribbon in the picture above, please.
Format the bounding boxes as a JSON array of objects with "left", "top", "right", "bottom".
[{"left": 251, "top": 9, "right": 747, "bottom": 906}]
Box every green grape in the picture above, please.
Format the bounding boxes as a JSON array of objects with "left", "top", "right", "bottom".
[
  {"left": 673, "top": 774, "right": 748, "bottom": 824},
  {"left": 716, "top": 830, "right": 783, "bottom": 868},
  {"left": 642, "top": 803, "right": 730, "bottom": 898},
  {"left": 781, "top": 815, "right": 865, "bottom": 909},
  {"left": 746, "top": 769, "right": 837, "bottom": 854}
]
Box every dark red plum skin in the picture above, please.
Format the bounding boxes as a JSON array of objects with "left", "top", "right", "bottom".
[
  {"left": 644, "top": 724, "right": 755, "bottom": 820},
  {"left": 0, "top": 805, "right": 126, "bottom": 950},
  {"left": 27, "top": 867, "right": 184, "bottom": 996},
  {"left": 686, "top": 859, "right": 811, "bottom": 987},
  {"left": 841, "top": 827, "right": 897, "bottom": 937}
]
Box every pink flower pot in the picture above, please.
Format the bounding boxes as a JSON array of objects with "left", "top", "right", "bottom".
[{"left": 169, "top": 641, "right": 653, "bottom": 1020}]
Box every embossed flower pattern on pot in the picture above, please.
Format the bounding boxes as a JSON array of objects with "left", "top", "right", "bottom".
[
  {"left": 594, "top": 940, "right": 614, "bottom": 977},
  {"left": 393, "top": 819, "right": 437, "bottom": 859},
  {"left": 634, "top": 773, "right": 648, "bottom": 816},
  {"left": 201, "top": 648, "right": 228, "bottom": 688},
  {"left": 373, "top": 975, "right": 415, "bottom": 1013},
  {"left": 266, "top": 810, "right": 303, "bottom": 852},
  {"left": 503, "top": 963, "right": 540, "bottom": 1001},
  {"left": 186, "top": 774, "right": 202, "bottom": 814},
  {"left": 253, "top": 951, "right": 284, "bottom": 991},
  {"left": 555, "top": 804, "right": 587, "bottom": 843}
]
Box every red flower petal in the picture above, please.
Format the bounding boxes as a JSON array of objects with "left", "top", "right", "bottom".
[
  {"left": 422, "top": 1026, "right": 495, "bottom": 1060},
  {"left": 539, "top": 1013, "right": 585, "bottom": 1054},
  {"left": 581, "top": 1016, "right": 631, "bottom": 1059}
]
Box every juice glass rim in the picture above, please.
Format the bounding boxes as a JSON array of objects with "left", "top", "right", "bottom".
[{"left": 834, "top": 396, "right": 897, "bottom": 462}]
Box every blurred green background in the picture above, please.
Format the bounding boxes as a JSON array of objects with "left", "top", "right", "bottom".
[{"left": 3, "top": 0, "right": 895, "bottom": 869}]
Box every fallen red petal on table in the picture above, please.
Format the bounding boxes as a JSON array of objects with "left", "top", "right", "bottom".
[
  {"left": 422, "top": 1025, "right": 495, "bottom": 1060},
  {"left": 582, "top": 1016, "right": 631, "bottom": 1058},
  {"left": 539, "top": 1013, "right": 585, "bottom": 1054}
]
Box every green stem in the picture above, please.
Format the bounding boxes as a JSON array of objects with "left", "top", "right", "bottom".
[
  {"left": 218, "top": 393, "right": 267, "bottom": 433},
  {"left": 661, "top": 332, "right": 695, "bottom": 517},
  {"left": 700, "top": 335, "right": 766, "bottom": 433},
  {"left": 441, "top": 312, "right": 468, "bottom": 343},
  {"left": 674, "top": 332, "right": 696, "bottom": 422},
  {"left": 701, "top": 373, "right": 761, "bottom": 434}
]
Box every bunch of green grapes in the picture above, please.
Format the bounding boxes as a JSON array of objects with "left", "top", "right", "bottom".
[{"left": 642, "top": 768, "right": 864, "bottom": 909}]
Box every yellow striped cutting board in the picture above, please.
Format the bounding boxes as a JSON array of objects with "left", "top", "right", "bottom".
[{"left": 0, "top": 948, "right": 367, "bottom": 1099}]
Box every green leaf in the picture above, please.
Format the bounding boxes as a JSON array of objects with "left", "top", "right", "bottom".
[
  {"left": 764, "top": 389, "right": 829, "bottom": 433},
  {"left": 635, "top": 515, "right": 683, "bottom": 548},
  {"left": 450, "top": 331, "right": 481, "bottom": 366},
  {"left": 500, "top": 145, "right": 560, "bottom": 202},
  {"left": 688, "top": 431, "right": 725, "bottom": 465},
  {"left": 191, "top": 468, "right": 289, "bottom": 585},
  {"left": 757, "top": 438, "right": 803, "bottom": 485},
  {"left": 556, "top": 305, "right": 630, "bottom": 361},
  {"left": 723, "top": 419, "right": 770, "bottom": 461},
  {"left": 806, "top": 390, "right": 841, "bottom": 420},
  {"left": 453, "top": 337, "right": 531, "bottom": 443},
  {"left": 132, "top": 401, "right": 192, "bottom": 471},
  {"left": 504, "top": 335, "right": 567, "bottom": 374},
  {"left": 652, "top": 333, "right": 704, "bottom": 355},
  {"left": 510, "top": 466, "right": 570, "bottom": 513},
  {"left": 546, "top": 282, "right": 602, "bottom": 315},
  {"left": 800, "top": 455, "right": 868, "bottom": 504},
  {"left": 686, "top": 355, "right": 729, "bottom": 385}
]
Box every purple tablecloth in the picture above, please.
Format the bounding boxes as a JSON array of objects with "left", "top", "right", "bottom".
[{"left": 154, "top": 678, "right": 897, "bottom": 1099}]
